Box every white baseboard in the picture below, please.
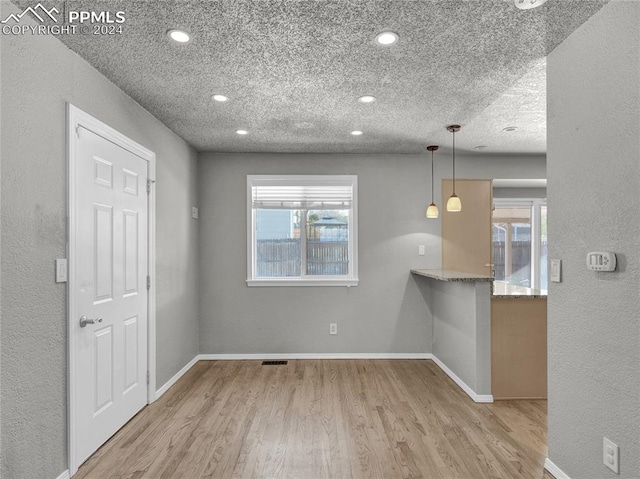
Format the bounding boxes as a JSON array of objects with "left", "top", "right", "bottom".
[
  {"left": 430, "top": 355, "right": 494, "bottom": 403},
  {"left": 155, "top": 355, "right": 200, "bottom": 399},
  {"left": 154, "top": 353, "right": 491, "bottom": 405},
  {"left": 544, "top": 458, "right": 571, "bottom": 479},
  {"left": 55, "top": 470, "right": 70, "bottom": 479},
  {"left": 198, "top": 353, "right": 432, "bottom": 361}
]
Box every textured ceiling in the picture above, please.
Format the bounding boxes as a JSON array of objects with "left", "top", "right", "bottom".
[{"left": 19, "top": 0, "right": 609, "bottom": 153}]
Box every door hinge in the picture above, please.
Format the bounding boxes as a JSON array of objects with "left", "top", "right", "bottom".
[
  {"left": 147, "top": 276, "right": 151, "bottom": 290},
  {"left": 75, "top": 124, "right": 82, "bottom": 138},
  {"left": 147, "top": 178, "right": 155, "bottom": 194}
]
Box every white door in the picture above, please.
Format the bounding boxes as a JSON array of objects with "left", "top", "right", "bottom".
[{"left": 71, "top": 123, "right": 149, "bottom": 467}]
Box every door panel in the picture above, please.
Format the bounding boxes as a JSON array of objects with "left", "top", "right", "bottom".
[
  {"left": 123, "top": 210, "right": 139, "bottom": 295},
  {"left": 123, "top": 316, "right": 139, "bottom": 392},
  {"left": 74, "top": 126, "right": 149, "bottom": 465},
  {"left": 94, "top": 326, "right": 114, "bottom": 412},
  {"left": 94, "top": 204, "right": 114, "bottom": 302}
]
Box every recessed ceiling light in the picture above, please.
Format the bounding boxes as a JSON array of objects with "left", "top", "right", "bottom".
[
  {"left": 212, "top": 94, "right": 228, "bottom": 102},
  {"left": 351, "top": 130, "right": 363, "bottom": 136},
  {"left": 503, "top": 126, "right": 518, "bottom": 132},
  {"left": 474, "top": 145, "right": 488, "bottom": 150},
  {"left": 358, "top": 95, "right": 377, "bottom": 103},
  {"left": 167, "top": 29, "right": 191, "bottom": 44},
  {"left": 375, "top": 31, "right": 398, "bottom": 46},
  {"left": 514, "top": 0, "right": 549, "bottom": 10},
  {"left": 236, "top": 129, "right": 249, "bottom": 135}
]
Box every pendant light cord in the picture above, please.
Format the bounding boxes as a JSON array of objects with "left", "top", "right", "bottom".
[
  {"left": 452, "top": 129, "right": 456, "bottom": 194},
  {"left": 431, "top": 149, "right": 435, "bottom": 203}
]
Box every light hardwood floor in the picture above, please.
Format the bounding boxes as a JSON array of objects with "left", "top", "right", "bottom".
[{"left": 76, "top": 360, "right": 553, "bottom": 479}]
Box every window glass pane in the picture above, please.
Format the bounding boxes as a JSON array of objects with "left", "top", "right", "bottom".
[
  {"left": 306, "top": 210, "right": 349, "bottom": 276},
  {"left": 255, "top": 209, "right": 300, "bottom": 277},
  {"left": 492, "top": 206, "right": 532, "bottom": 287},
  {"left": 540, "top": 205, "right": 548, "bottom": 291}
]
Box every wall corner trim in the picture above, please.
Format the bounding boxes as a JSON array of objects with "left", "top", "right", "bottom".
[
  {"left": 55, "top": 470, "right": 71, "bottom": 479},
  {"left": 155, "top": 355, "right": 200, "bottom": 399},
  {"left": 430, "top": 355, "right": 494, "bottom": 403},
  {"left": 544, "top": 458, "right": 571, "bottom": 479}
]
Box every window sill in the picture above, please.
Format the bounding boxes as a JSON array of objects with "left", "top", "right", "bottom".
[{"left": 246, "top": 278, "right": 359, "bottom": 287}]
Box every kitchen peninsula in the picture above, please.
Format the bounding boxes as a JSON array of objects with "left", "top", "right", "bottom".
[
  {"left": 411, "top": 269, "right": 548, "bottom": 403},
  {"left": 411, "top": 269, "right": 494, "bottom": 403}
]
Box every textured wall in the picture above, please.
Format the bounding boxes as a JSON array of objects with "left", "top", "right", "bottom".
[
  {"left": 197, "top": 152, "right": 544, "bottom": 356},
  {"left": 547, "top": 1, "right": 640, "bottom": 478},
  {"left": 198, "top": 153, "right": 436, "bottom": 355},
  {"left": 0, "top": 2, "right": 199, "bottom": 477}
]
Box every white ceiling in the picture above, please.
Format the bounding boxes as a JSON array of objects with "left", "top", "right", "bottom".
[{"left": 21, "top": 0, "right": 609, "bottom": 154}]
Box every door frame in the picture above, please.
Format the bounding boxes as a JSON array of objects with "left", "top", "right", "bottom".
[{"left": 67, "top": 104, "right": 157, "bottom": 475}]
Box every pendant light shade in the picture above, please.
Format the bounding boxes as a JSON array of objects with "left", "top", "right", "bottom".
[
  {"left": 426, "top": 203, "right": 439, "bottom": 218},
  {"left": 426, "top": 145, "right": 439, "bottom": 219},
  {"left": 446, "top": 194, "right": 462, "bottom": 212},
  {"left": 446, "top": 125, "right": 462, "bottom": 212}
]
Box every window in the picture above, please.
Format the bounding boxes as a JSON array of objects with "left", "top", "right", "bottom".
[
  {"left": 492, "top": 199, "right": 547, "bottom": 291},
  {"left": 247, "top": 175, "right": 358, "bottom": 286}
]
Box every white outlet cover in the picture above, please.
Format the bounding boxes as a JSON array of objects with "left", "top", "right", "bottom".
[{"left": 191, "top": 206, "right": 199, "bottom": 219}]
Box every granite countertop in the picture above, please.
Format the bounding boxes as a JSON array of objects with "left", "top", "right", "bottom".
[
  {"left": 410, "top": 269, "right": 494, "bottom": 282},
  {"left": 492, "top": 281, "right": 547, "bottom": 298}
]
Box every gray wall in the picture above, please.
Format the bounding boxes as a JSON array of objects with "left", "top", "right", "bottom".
[
  {"left": 547, "top": 2, "right": 640, "bottom": 478},
  {"left": 198, "top": 153, "right": 436, "bottom": 354},
  {"left": 197, "top": 152, "right": 545, "bottom": 356},
  {"left": 0, "top": 2, "right": 200, "bottom": 477},
  {"left": 430, "top": 280, "right": 492, "bottom": 396}
]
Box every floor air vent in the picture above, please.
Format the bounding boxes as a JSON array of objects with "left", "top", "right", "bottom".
[{"left": 261, "top": 360, "right": 288, "bottom": 366}]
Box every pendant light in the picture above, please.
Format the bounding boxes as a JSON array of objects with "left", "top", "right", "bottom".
[
  {"left": 426, "top": 145, "right": 439, "bottom": 218},
  {"left": 446, "top": 124, "right": 462, "bottom": 212}
]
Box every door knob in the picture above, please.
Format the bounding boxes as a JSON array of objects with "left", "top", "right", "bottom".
[{"left": 79, "top": 315, "right": 103, "bottom": 327}]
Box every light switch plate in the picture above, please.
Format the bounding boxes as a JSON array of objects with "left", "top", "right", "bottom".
[
  {"left": 191, "top": 206, "right": 199, "bottom": 219},
  {"left": 603, "top": 437, "right": 619, "bottom": 474},
  {"left": 418, "top": 245, "right": 425, "bottom": 256},
  {"left": 55, "top": 259, "right": 68, "bottom": 283},
  {"left": 550, "top": 259, "right": 561, "bottom": 283}
]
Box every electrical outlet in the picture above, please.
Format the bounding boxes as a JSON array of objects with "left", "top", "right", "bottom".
[
  {"left": 191, "top": 206, "right": 199, "bottom": 219},
  {"left": 329, "top": 323, "right": 337, "bottom": 335},
  {"left": 603, "top": 437, "right": 619, "bottom": 474}
]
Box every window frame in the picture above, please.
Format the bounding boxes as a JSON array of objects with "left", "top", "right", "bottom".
[
  {"left": 246, "top": 175, "right": 359, "bottom": 287},
  {"left": 492, "top": 198, "right": 547, "bottom": 291}
]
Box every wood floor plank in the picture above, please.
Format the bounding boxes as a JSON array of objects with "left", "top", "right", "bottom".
[{"left": 75, "top": 360, "right": 549, "bottom": 479}]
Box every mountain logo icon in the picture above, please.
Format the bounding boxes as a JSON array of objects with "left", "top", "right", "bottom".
[{"left": 1, "top": 3, "right": 59, "bottom": 24}]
